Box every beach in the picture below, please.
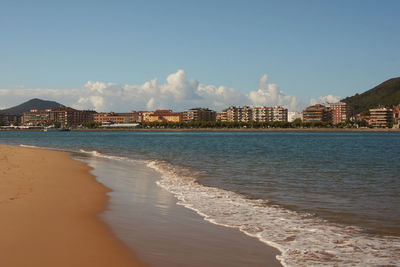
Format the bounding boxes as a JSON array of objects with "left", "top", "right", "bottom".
[
  {"left": 1, "top": 130, "right": 399, "bottom": 266},
  {"left": 0, "top": 143, "right": 283, "bottom": 267},
  {"left": 0, "top": 145, "right": 143, "bottom": 267}
]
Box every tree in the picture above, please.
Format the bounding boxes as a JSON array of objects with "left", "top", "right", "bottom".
[
  {"left": 81, "top": 121, "right": 100, "bottom": 128},
  {"left": 291, "top": 118, "right": 302, "bottom": 128},
  {"left": 53, "top": 121, "right": 62, "bottom": 128}
]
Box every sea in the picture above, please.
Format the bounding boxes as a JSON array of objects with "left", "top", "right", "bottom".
[{"left": 1, "top": 131, "right": 399, "bottom": 266}]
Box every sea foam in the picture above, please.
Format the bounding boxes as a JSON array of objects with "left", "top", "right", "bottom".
[
  {"left": 146, "top": 159, "right": 400, "bottom": 267},
  {"left": 71, "top": 149, "right": 400, "bottom": 266}
]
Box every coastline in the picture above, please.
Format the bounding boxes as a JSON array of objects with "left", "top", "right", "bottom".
[
  {"left": 0, "top": 145, "right": 144, "bottom": 267},
  {"left": 2, "top": 127, "right": 399, "bottom": 132},
  {"left": 78, "top": 153, "right": 283, "bottom": 266},
  {"left": 74, "top": 127, "right": 400, "bottom": 132},
  {"left": 1, "top": 133, "right": 399, "bottom": 266}
]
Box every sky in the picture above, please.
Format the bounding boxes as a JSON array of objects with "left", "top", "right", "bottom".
[{"left": 0, "top": 0, "right": 399, "bottom": 112}]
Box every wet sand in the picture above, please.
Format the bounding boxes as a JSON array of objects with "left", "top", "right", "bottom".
[
  {"left": 0, "top": 145, "right": 143, "bottom": 267},
  {"left": 75, "top": 153, "right": 283, "bottom": 267}
]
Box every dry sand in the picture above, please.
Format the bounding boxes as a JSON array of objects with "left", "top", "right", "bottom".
[{"left": 0, "top": 145, "right": 144, "bottom": 267}]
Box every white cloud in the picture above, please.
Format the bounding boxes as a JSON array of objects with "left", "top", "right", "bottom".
[
  {"left": 0, "top": 70, "right": 326, "bottom": 112},
  {"left": 248, "top": 75, "right": 300, "bottom": 111},
  {"left": 146, "top": 97, "right": 155, "bottom": 110},
  {"left": 310, "top": 94, "right": 341, "bottom": 105}
]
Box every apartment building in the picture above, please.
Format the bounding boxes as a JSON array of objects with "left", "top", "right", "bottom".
[
  {"left": 22, "top": 109, "right": 52, "bottom": 125},
  {"left": 0, "top": 114, "right": 22, "bottom": 125},
  {"left": 23, "top": 107, "right": 96, "bottom": 126},
  {"left": 146, "top": 110, "right": 184, "bottom": 123},
  {"left": 94, "top": 112, "right": 138, "bottom": 124},
  {"left": 136, "top": 111, "right": 153, "bottom": 122},
  {"left": 271, "top": 106, "right": 288, "bottom": 122},
  {"left": 302, "top": 104, "right": 332, "bottom": 123},
  {"left": 51, "top": 107, "right": 96, "bottom": 127},
  {"left": 216, "top": 113, "right": 224, "bottom": 121},
  {"left": 325, "top": 102, "right": 353, "bottom": 124},
  {"left": 220, "top": 106, "right": 288, "bottom": 122},
  {"left": 183, "top": 108, "right": 216, "bottom": 122},
  {"left": 240, "top": 106, "right": 252, "bottom": 122},
  {"left": 252, "top": 107, "right": 266, "bottom": 122},
  {"left": 369, "top": 107, "right": 393, "bottom": 128},
  {"left": 393, "top": 105, "right": 399, "bottom": 127},
  {"left": 221, "top": 106, "right": 239, "bottom": 122}
]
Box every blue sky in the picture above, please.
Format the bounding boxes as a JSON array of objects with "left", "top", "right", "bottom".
[{"left": 0, "top": 0, "right": 399, "bottom": 111}]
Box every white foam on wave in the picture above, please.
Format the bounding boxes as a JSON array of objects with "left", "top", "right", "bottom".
[
  {"left": 79, "top": 149, "right": 130, "bottom": 161},
  {"left": 71, "top": 149, "right": 400, "bottom": 266},
  {"left": 77, "top": 149, "right": 150, "bottom": 166},
  {"left": 146, "top": 160, "right": 400, "bottom": 267}
]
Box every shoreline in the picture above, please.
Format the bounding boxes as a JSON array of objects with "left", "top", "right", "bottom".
[
  {"left": 2, "top": 127, "right": 400, "bottom": 132},
  {"left": 79, "top": 153, "right": 283, "bottom": 266},
  {"left": 75, "top": 127, "right": 400, "bottom": 132},
  {"left": 0, "top": 145, "right": 144, "bottom": 267}
]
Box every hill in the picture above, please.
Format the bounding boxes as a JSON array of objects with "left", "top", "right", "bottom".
[
  {"left": 0, "top": 98, "right": 64, "bottom": 115},
  {"left": 342, "top": 77, "right": 400, "bottom": 114}
]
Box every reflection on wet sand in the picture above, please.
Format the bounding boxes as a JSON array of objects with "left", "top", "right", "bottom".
[{"left": 74, "top": 153, "right": 281, "bottom": 267}]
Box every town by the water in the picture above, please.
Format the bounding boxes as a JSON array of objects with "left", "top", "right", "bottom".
[{"left": 0, "top": 101, "right": 399, "bottom": 130}]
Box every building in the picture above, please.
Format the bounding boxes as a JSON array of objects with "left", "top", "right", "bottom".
[
  {"left": 221, "top": 106, "right": 239, "bottom": 122},
  {"left": 135, "top": 111, "right": 153, "bottom": 122},
  {"left": 302, "top": 104, "right": 332, "bottom": 123},
  {"left": 271, "top": 106, "right": 288, "bottom": 122},
  {"left": 393, "top": 105, "right": 399, "bottom": 127},
  {"left": 252, "top": 107, "right": 267, "bottom": 122},
  {"left": 51, "top": 107, "right": 96, "bottom": 127},
  {"left": 183, "top": 108, "right": 216, "bottom": 122},
  {"left": 369, "top": 107, "right": 393, "bottom": 128},
  {"left": 220, "top": 106, "right": 288, "bottom": 122},
  {"left": 146, "top": 110, "right": 184, "bottom": 123},
  {"left": 326, "top": 102, "right": 353, "bottom": 124},
  {"left": 240, "top": 106, "right": 252, "bottom": 122},
  {"left": 22, "top": 109, "right": 52, "bottom": 125},
  {"left": 0, "top": 114, "right": 22, "bottom": 125},
  {"left": 94, "top": 112, "right": 138, "bottom": 124},
  {"left": 355, "top": 113, "right": 370, "bottom": 125},
  {"left": 23, "top": 107, "right": 96, "bottom": 127}
]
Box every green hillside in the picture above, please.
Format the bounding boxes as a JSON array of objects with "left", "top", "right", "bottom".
[
  {"left": 342, "top": 77, "right": 400, "bottom": 114},
  {"left": 0, "top": 98, "right": 64, "bottom": 115}
]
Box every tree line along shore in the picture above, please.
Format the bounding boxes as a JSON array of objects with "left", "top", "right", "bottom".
[{"left": 2, "top": 120, "right": 399, "bottom": 132}]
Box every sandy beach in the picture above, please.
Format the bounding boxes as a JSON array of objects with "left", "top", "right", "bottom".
[{"left": 0, "top": 145, "right": 143, "bottom": 267}]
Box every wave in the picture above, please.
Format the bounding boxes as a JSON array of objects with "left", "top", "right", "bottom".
[
  {"left": 48, "top": 148, "right": 400, "bottom": 266},
  {"left": 146, "top": 160, "right": 400, "bottom": 267},
  {"left": 78, "top": 149, "right": 138, "bottom": 162}
]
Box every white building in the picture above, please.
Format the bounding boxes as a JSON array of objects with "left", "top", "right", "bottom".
[{"left": 221, "top": 106, "right": 288, "bottom": 122}]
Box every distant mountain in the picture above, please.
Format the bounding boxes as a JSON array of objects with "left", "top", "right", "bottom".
[
  {"left": 342, "top": 77, "right": 400, "bottom": 114},
  {"left": 0, "top": 98, "right": 64, "bottom": 115}
]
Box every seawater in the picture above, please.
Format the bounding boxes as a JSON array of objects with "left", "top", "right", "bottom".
[{"left": 1, "top": 131, "right": 399, "bottom": 266}]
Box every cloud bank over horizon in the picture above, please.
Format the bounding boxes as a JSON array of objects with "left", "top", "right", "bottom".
[{"left": 0, "top": 70, "right": 339, "bottom": 112}]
